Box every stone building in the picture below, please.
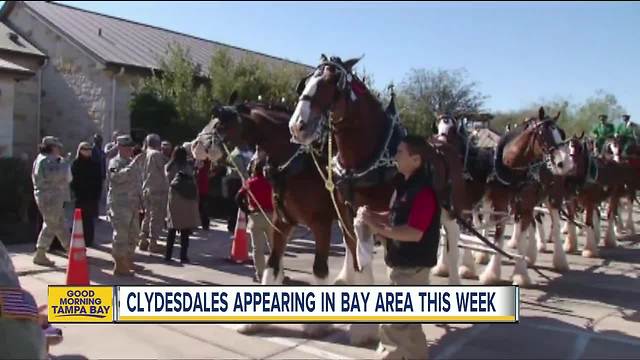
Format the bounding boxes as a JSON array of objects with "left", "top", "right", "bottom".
[{"left": 0, "top": 1, "right": 309, "bottom": 158}]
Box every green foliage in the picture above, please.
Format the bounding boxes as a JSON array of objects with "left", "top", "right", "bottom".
[
  {"left": 130, "top": 45, "right": 308, "bottom": 144},
  {"left": 394, "top": 68, "right": 488, "bottom": 136},
  {"left": 209, "top": 49, "right": 307, "bottom": 106},
  {"left": 490, "top": 91, "right": 626, "bottom": 137}
]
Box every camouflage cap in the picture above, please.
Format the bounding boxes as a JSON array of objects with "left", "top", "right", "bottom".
[
  {"left": 116, "top": 135, "right": 134, "bottom": 147},
  {"left": 41, "top": 136, "right": 62, "bottom": 148}
]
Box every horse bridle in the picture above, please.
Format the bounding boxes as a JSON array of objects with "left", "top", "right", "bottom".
[{"left": 296, "top": 60, "right": 357, "bottom": 127}]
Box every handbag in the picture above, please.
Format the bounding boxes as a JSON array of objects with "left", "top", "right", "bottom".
[{"left": 170, "top": 170, "right": 197, "bottom": 200}]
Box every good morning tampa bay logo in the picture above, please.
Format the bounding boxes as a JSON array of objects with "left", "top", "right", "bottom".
[{"left": 51, "top": 289, "right": 111, "bottom": 318}]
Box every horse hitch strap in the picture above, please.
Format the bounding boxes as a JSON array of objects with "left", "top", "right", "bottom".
[
  {"left": 220, "top": 141, "right": 283, "bottom": 235},
  {"left": 455, "top": 215, "right": 552, "bottom": 281}
]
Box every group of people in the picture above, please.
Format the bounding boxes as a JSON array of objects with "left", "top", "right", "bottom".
[
  {"left": 31, "top": 131, "right": 212, "bottom": 275},
  {"left": 592, "top": 114, "right": 636, "bottom": 154}
]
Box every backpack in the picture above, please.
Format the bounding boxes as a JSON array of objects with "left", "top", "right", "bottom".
[{"left": 170, "top": 170, "right": 197, "bottom": 200}]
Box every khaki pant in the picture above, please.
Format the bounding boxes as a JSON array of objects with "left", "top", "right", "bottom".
[
  {"left": 378, "top": 267, "right": 430, "bottom": 360},
  {"left": 247, "top": 212, "right": 273, "bottom": 280},
  {"left": 140, "top": 192, "right": 167, "bottom": 241},
  {"left": 35, "top": 197, "right": 70, "bottom": 251},
  {"left": 110, "top": 206, "right": 139, "bottom": 258}
]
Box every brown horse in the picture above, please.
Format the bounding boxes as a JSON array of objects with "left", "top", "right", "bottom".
[
  {"left": 563, "top": 135, "right": 639, "bottom": 256},
  {"left": 288, "top": 55, "right": 469, "bottom": 291},
  {"left": 435, "top": 110, "right": 574, "bottom": 287},
  {"left": 606, "top": 135, "right": 640, "bottom": 235},
  {"left": 192, "top": 97, "right": 372, "bottom": 340}
]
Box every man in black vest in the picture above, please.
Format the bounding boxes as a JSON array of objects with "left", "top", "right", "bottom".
[{"left": 361, "top": 135, "right": 440, "bottom": 360}]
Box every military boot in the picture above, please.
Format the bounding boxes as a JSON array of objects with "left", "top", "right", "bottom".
[
  {"left": 138, "top": 238, "right": 150, "bottom": 251},
  {"left": 112, "top": 256, "right": 133, "bottom": 276},
  {"left": 149, "top": 239, "right": 164, "bottom": 254},
  {"left": 33, "top": 249, "right": 55, "bottom": 266}
]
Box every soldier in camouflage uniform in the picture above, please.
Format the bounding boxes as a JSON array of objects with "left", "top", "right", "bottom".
[
  {"left": 31, "top": 136, "right": 71, "bottom": 266},
  {"left": 614, "top": 114, "right": 636, "bottom": 155},
  {"left": 139, "top": 134, "right": 169, "bottom": 253},
  {"left": 591, "top": 114, "right": 615, "bottom": 155},
  {"left": 107, "top": 135, "right": 145, "bottom": 276}
]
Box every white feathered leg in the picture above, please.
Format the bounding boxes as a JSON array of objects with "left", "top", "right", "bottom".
[
  {"left": 582, "top": 211, "right": 599, "bottom": 258},
  {"left": 550, "top": 209, "right": 569, "bottom": 272},
  {"left": 348, "top": 212, "right": 378, "bottom": 346},
  {"left": 536, "top": 216, "right": 548, "bottom": 253},
  {"left": 526, "top": 223, "right": 537, "bottom": 266},
  {"left": 512, "top": 221, "right": 532, "bottom": 288}
]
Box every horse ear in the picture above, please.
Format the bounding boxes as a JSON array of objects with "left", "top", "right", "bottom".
[
  {"left": 343, "top": 55, "right": 363, "bottom": 72},
  {"left": 210, "top": 104, "right": 222, "bottom": 118},
  {"left": 228, "top": 90, "right": 238, "bottom": 105},
  {"left": 580, "top": 131, "right": 584, "bottom": 139},
  {"left": 431, "top": 121, "right": 438, "bottom": 134},
  {"left": 553, "top": 111, "right": 561, "bottom": 122},
  {"left": 296, "top": 76, "right": 307, "bottom": 95},
  {"left": 320, "top": 54, "right": 328, "bottom": 63},
  {"left": 538, "top": 106, "right": 545, "bottom": 120}
]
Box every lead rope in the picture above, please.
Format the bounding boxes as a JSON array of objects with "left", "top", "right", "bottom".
[
  {"left": 309, "top": 125, "right": 357, "bottom": 242},
  {"left": 220, "top": 141, "right": 283, "bottom": 235}
]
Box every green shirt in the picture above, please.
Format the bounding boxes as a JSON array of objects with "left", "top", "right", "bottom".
[
  {"left": 592, "top": 122, "right": 615, "bottom": 141},
  {"left": 615, "top": 122, "right": 636, "bottom": 140}
]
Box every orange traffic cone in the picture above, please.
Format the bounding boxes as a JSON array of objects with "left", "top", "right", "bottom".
[
  {"left": 66, "top": 208, "right": 90, "bottom": 285},
  {"left": 228, "top": 210, "right": 249, "bottom": 263}
]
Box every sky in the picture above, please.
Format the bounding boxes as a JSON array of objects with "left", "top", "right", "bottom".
[{"left": 23, "top": 1, "right": 640, "bottom": 117}]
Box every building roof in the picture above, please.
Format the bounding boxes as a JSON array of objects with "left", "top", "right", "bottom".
[
  {"left": 0, "top": 57, "right": 35, "bottom": 76},
  {"left": 0, "top": 1, "right": 311, "bottom": 74},
  {"left": 0, "top": 21, "right": 45, "bottom": 58}
]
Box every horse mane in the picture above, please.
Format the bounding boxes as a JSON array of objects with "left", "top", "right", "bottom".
[{"left": 236, "top": 102, "right": 292, "bottom": 126}]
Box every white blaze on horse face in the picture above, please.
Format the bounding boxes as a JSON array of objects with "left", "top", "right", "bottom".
[
  {"left": 551, "top": 145, "right": 575, "bottom": 176},
  {"left": 290, "top": 75, "right": 323, "bottom": 145},
  {"left": 438, "top": 118, "right": 455, "bottom": 136},
  {"left": 610, "top": 142, "right": 622, "bottom": 162},
  {"left": 552, "top": 128, "right": 563, "bottom": 145}
]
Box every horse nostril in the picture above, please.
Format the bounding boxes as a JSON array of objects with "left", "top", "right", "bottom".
[{"left": 557, "top": 161, "right": 564, "bottom": 168}]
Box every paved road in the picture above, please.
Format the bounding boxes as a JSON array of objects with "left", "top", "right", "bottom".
[{"left": 6, "top": 212, "right": 640, "bottom": 359}]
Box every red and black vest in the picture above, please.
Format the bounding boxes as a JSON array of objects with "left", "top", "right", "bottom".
[{"left": 385, "top": 170, "right": 441, "bottom": 268}]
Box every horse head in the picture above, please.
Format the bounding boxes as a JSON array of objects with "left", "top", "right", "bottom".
[
  {"left": 289, "top": 54, "right": 364, "bottom": 145},
  {"left": 503, "top": 106, "right": 574, "bottom": 176},
  {"left": 436, "top": 113, "right": 458, "bottom": 138},
  {"left": 192, "top": 92, "right": 245, "bottom": 162}
]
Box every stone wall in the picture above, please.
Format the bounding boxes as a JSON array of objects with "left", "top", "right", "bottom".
[
  {"left": 5, "top": 2, "right": 121, "bottom": 153},
  {"left": 0, "top": 52, "right": 42, "bottom": 158},
  {"left": 0, "top": 75, "right": 15, "bottom": 157}
]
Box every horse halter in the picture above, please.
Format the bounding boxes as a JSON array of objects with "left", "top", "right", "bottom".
[{"left": 296, "top": 59, "right": 359, "bottom": 126}]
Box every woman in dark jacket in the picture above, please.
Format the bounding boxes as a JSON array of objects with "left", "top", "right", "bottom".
[
  {"left": 165, "top": 146, "right": 200, "bottom": 263},
  {"left": 70, "top": 142, "right": 102, "bottom": 247}
]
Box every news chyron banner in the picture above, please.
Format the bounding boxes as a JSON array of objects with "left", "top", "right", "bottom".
[{"left": 48, "top": 285, "right": 519, "bottom": 323}]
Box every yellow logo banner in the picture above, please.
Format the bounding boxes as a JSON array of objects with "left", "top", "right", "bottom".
[{"left": 48, "top": 286, "right": 114, "bottom": 323}]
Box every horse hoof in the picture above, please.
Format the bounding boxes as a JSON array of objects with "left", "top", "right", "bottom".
[
  {"left": 479, "top": 271, "right": 501, "bottom": 285},
  {"left": 333, "top": 277, "right": 349, "bottom": 286},
  {"left": 459, "top": 266, "right": 477, "bottom": 280},
  {"left": 431, "top": 264, "right": 449, "bottom": 278},
  {"left": 237, "top": 323, "right": 263, "bottom": 335},
  {"left": 303, "top": 324, "right": 332, "bottom": 338},
  {"left": 526, "top": 257, "right": 537, "bottom": 267},
  {"left": 349, "top": 324, "right": 379, "bottom": 346},
  {"left": 474, "top": 253, "right": 490, "bottom": 265},
  {"left": 563, "top": 243, "right": 576, "bottom": 254},
  {"left": 581, "top": 249, "right": 599, "bottom": 258},
  {"left": 512, "top": 274, "right": 533, "bottom": 288},
  {"left": 552, "top": 257, "right": 570, "bottom": 273},
  {"left": 538, "top": 243, "right": 548, "bottom": 253}
]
